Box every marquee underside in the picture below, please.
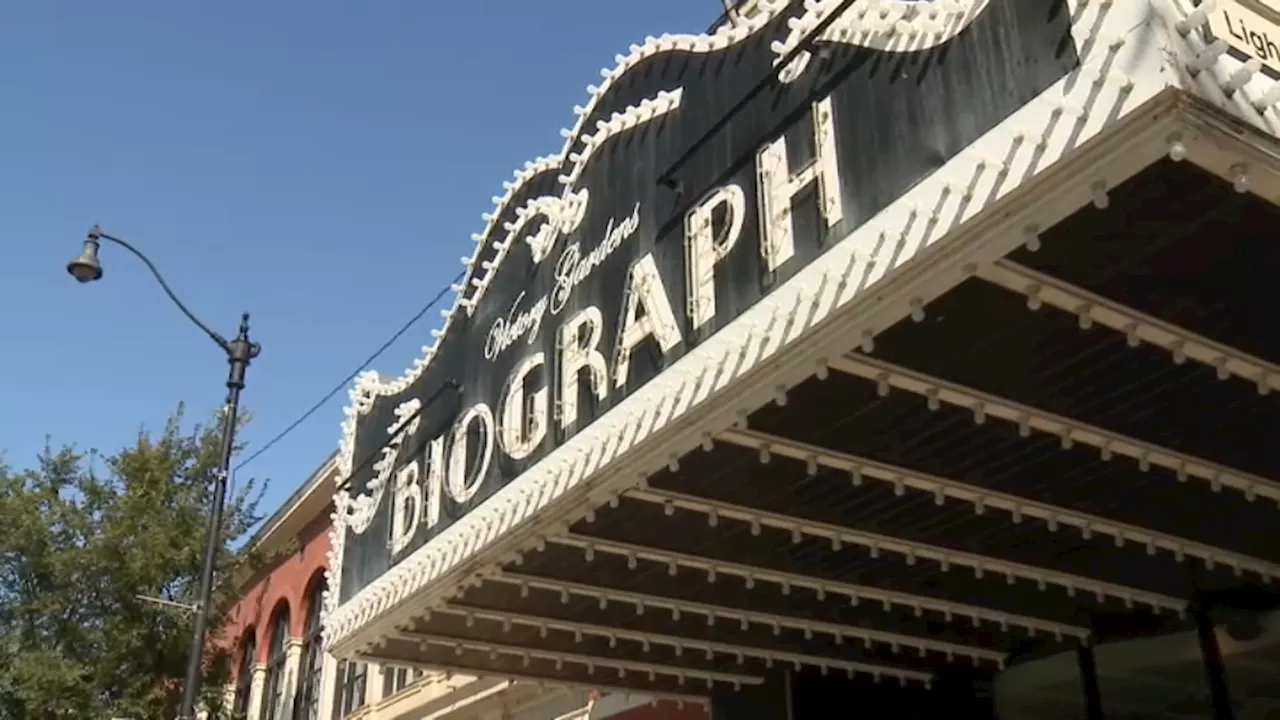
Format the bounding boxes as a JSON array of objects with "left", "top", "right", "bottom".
[{"left": 354, "top": 138, "right": 1280, "bottom": 711}]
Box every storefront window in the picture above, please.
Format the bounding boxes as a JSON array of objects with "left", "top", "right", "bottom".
[
  {"left": 1217, "top": 607, "right": 1280, "bottom": 719},
  {"left": 995, "top": 607, "right": 1280, "bottom": 720},
  {"left": 1092, "top": 631, "right": 1216, "bottom": 719},
  {"left": 994, "top": 648, "right": 1087, "bottom": 720},
  {"left": 381, "top": 665, "right": 425, "bottom": 699},
  {"left": 333, "top": 660, "right": 368, "bottom": 718}
]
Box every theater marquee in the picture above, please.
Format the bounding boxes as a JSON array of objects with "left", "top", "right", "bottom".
[{"left": 331, "top": 0, "right": 1080, "bottom": 609}]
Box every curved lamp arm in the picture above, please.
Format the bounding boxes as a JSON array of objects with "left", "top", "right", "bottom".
[
  {"left": 74, "top": 225, "right": 231, "bottom": 353},
  {"left": 67, "top": 223, "right": 259, "bottom": 720}
]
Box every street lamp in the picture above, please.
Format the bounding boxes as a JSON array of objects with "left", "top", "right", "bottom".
[{"left": 67, "top": 224, "right": 261, "bottom": 720}]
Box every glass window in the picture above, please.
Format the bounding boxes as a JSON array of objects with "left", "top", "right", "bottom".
[
  {"left": 333, "top": 660, "right": 368, "bottom": 718},
  {"left": 259, "top": 607, "right": 291, "bottom": 720},
  {"left": 381, "top": 665, "right": 425, "bottom": 699},
  {"left": 293, "top": 580, "right": 326, "bottom": 720},
  {"left": 231, "top": 631, "right": 256, "bottom": 720}
]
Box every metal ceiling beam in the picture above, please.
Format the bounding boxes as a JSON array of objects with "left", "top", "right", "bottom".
[
  {"left": 501, "top": 547, "right": 1088, "bottom": 640},
  {"left": 713, "top": 427, "right": 1280, "bottom": 582},
  {"left": 828, "top": 353, "right": 1280, "bottom": 505},
  {"left": 437, "top": 599, "right": 1005, "bottom": 667},
  {"left": 978, "top": 259, "right": 1280, "bottom": 395},
  {"left": 606, "top": 491, "right": 1186, "bottom": 613}
]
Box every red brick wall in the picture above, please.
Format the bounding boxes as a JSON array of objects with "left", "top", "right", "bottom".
[{"left": 220, "top": 504, "right": 333, "bottom": 677}]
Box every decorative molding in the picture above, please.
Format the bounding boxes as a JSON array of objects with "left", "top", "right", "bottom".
[
  {"left": 772, "top": 0, "right": 993, "bottom": 83},
  {"left": 496, "top": 569, "right": 1086, "bottom": 642},
  {"left": 718, "top": 427, "right": 1280, "bottom": 577},
  {"left": 340, "top": 398, "right": 420, "bottom": 535},
  {"left": 438, "top": 602, "right": 1006, "bottom": 668}
]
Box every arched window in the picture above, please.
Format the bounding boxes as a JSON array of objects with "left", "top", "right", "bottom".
[
  {"left": 292, "top": 578, "right": 326, "bottom": 720},
  {"left": 231, "top": 630, "right": 256, "bottom": 720},
  {"left": 259, "top": 605, "right": 291, "bottom": 720}
]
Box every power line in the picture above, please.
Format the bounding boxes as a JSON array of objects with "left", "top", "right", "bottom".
[{"left": 233, "top": 270, "right": 466, "bottom": 473}]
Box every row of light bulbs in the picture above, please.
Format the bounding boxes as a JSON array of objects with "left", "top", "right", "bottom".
[
  {"left": 774, "top": 0, "right": 981, "bottom": 83},
  {"left": 356, "top": 652, "right": 716, "bottom": 711},
  {"left": 344, "top": 0, "right": 1136, "bottom": 418},
  {"left": 390, "top": 567, "right": 1060, "bottom": 695},
  {"left": 982, "top": 260, "right": 1280, "bottom": 399},
  {"left": 592, "top": 483, "right": 1185, "bottom": 614},
  {"left": 712, "top": 426, "right": 1280, "bottom": 583},
  {"left": 329, "top": 0, "right": 793, "bottom": 413},
  {"left": 524, "top": 530, "right": 1089, "bottom": 640},
  {"left": 443, "top": 83, "right": 684, "bottom": 361},
  {"left": 830, "top": 352, "right": 1280, "bottom": 513},
  {"left": 415, "top": 604, "right": 939, "bottom": 686},
  {"left": 492, "top": 570, "right": 1007, "bottom": 683},
  {"left": 408, "top": 632, "right": 764, "bottom": 690},
  {"left": 444, "top": 0, "right": 800, "bottom": 326},
  {"left": 416, "top": 86, "right": 683, "bottom": 374},
  {"left": 332, "top": 0, "right": 1128, "bottom": 500},
  {"left": 443, "top": 579, "right": 1003, "bottom": 667}
]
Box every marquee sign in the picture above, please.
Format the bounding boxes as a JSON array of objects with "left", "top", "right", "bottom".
[{"left": 334, "top": 0, "right": 1080, "bottom": 604}]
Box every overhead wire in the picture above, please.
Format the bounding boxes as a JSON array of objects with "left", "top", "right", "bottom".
[{"left": 233, "top": 270, "right": 466, "bottom": 473}]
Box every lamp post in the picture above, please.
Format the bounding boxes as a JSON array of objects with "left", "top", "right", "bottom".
[{"left": 67, "top": 225, "right": 261, "bottom": 720}]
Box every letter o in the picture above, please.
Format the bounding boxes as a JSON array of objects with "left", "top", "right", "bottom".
[{"left": 446, "top": 403, "right": 495, "bottom": 505}]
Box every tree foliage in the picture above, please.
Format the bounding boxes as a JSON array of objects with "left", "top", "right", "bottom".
[{"left": 0, "top": 406, "right": 264, "bottom": 720}]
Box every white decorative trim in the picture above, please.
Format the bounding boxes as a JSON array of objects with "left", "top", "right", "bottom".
[
  {"left": 981, "top": 260, "right": 1280, "bottom": 399},
  {"left": 341, "top": 398, "right": 420, "bottom": 535},
  {"left": 773, "top": 0, "right": 992, "bottom": 83},
  {"left": 498, "top": 568, "right": 1087, "bottom": 641},
  {"left": 326, "top": 0, "right": 1188, "bottom": 654},
  {"left": 403, "top": 630, "right": 929, "bottom": 688},
  {"left": 830, "top": 352, "right": 1280, "bottom": 512},
  {"left": 718, "top": 427, "right": 1280, "bottom": 580},
  {"left": 439, "top": 602, "right": 1006, "bottom": 668},
  {"left": 554, "top": 523, "right": 1186, "bottom": 614}
]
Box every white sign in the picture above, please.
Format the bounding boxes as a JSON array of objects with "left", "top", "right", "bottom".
[
  {"left": 1208, "top": 0, "right": 1280, "bottom": 75},
  {"left": 483, "top": 202, "right": 641, "bottom": 361}
]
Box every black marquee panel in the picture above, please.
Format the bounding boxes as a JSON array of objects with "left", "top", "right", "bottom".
[{"left": 340, "top": 0, "right": 1081, "bottom": 604}]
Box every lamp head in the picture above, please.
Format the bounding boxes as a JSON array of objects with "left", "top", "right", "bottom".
[{"left": 67, "top": 226, "right": 104, "bottom": 283}]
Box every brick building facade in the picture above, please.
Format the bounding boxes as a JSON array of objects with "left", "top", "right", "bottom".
[{"left": 220, "top": 455, "right": 693, "bottom": 720}]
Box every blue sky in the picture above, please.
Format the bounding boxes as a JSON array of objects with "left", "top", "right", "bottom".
[{"left": 0, "top": 0, "right": 723, "bottom": 526}]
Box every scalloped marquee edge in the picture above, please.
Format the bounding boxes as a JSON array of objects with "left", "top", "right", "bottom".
[
  {"left": 332, "top": 0, "right": 999, "bottom": 484},
  {"left": 323, "top": 0, "right": 1221, "bottom": 651}
]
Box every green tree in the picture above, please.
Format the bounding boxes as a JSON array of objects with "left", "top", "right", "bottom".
[{"left": 0, "top": 406, "right": 264, "bottom": 720}]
